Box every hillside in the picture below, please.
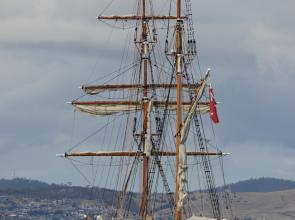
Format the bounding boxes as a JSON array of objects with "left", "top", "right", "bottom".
[
  {"left": 2, "top": 177, "right": 295, "bottom": 193},
  {"left": 1, "top": 177, "right": 295, "bottom": 219},
  {"left": 0, "top": 178, "right": 118, "bottom": 200},
  {"left": 231, "top": 189, "right": 295, "bottom": 220},
  {"left": 228, "top": 177, "right": 295, "bottom": 192},
  {"left": 0, "top": 178, "right": 49, "bottom": 190},
  {"left": 189, "top": 189, "right": 295, "bottom": 220}
]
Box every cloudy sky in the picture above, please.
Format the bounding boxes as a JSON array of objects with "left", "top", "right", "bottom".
[{"left": 0, "top": 0, "right": 294, "bottom": 186}]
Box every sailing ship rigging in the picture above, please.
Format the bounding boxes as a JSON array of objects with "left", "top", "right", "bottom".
[{"left": 57, "top": 0, "right": 234, "bottom": 219}]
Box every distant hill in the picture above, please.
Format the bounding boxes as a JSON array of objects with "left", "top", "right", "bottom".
[
  {"left": 0, "top": 178, "right": 50, "bottom": 190},
  {"left": 1, "top": 177, "right": 295, "bottom": 194},
  {"left": 228, "top": 177, "right": 295, "bottom": 192},
  {"left": 0, "top": 178, "right": 116, "bottom": 200},
  {"left": 1, "top": 178, "right": 295, "bottom": 219},
  {"left": 1, "top": 177, "right": 295, "bottom": 219},
  {"left": 0, "top": 178, "right": 138, "bottom": 212}
]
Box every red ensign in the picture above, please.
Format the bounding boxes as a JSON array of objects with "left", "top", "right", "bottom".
[{"left": 209, "top": 86, "right": 219, "bottom": 123}]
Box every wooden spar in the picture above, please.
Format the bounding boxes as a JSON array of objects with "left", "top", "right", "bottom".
[
  {"left": 63, "top": 151, "right": 224, "bottom": 157},
  {"left": 83, "top": 84, "right": 200, "bottom": 89},
  {"left": 175, "top": 0, "right": 183, "bottom": 217},
  {"left": 71, "top": 100, "right": 209, "bottom": 106},
  {"left": 82, "top": 83, "right": 201, "bottom": 94},
  {"left": 140, "top": 0, "right": 149, "bottom": 217},
  {"left": 97, "top": 15, "right": 187, "bottom": 20}
]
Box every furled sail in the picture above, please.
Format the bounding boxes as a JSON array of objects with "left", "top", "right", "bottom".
[
  {"left": 178, "top": 69, "right": 210, "bottom": 207},
  {"left": 71, "top": 101, "right": 210, "bottom": 116},
  {"left": 72, "top": 102, "right": 138, "bottom": 115}
]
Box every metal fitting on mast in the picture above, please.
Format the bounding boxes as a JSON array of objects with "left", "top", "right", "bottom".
[{"left": 143, "top": 41, "right": 149, "bottom": 59}]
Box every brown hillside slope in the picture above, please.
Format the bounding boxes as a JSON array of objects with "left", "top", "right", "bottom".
[
  {"left": 188, "top": 189, "right": 295, "bottom": 220},
  {"left": 231, "top": 189, "right": 295, "bottom": 220}
]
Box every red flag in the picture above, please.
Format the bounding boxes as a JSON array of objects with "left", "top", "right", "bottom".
[{"left": 209, "top": 85, "right": 219, "bottom": 123}]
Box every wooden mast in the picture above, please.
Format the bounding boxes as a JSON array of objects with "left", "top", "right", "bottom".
[
  {"left": 175, "top": 0, "right": 183, "bottom": 218},
  {"left": 139, "top": 0, "right": 149, "bottom": 216}
]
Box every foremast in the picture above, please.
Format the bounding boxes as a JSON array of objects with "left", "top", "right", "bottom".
[{"left": 175, "top": 0, "right": 183, "bottom": 218}]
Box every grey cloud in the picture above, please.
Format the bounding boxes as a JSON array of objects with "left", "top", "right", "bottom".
[{"left": 0, "top": 0, "right": 294, "bottom": 185}]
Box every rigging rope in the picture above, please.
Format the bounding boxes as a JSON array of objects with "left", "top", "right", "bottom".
[{"left": 67, "top": 115, "right": 120, "bottom": 152}]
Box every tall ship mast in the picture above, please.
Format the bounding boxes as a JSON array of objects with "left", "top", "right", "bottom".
[{"left": 58, "top": 0, "right": 233, "bottom": 219}]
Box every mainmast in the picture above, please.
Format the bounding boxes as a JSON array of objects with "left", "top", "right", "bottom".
[
  {"left": 139, "top": 0, "right": 150, "bottom": 216},
  {"left": 175, "top": 0, "right": 183, "bottom": 218}
]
